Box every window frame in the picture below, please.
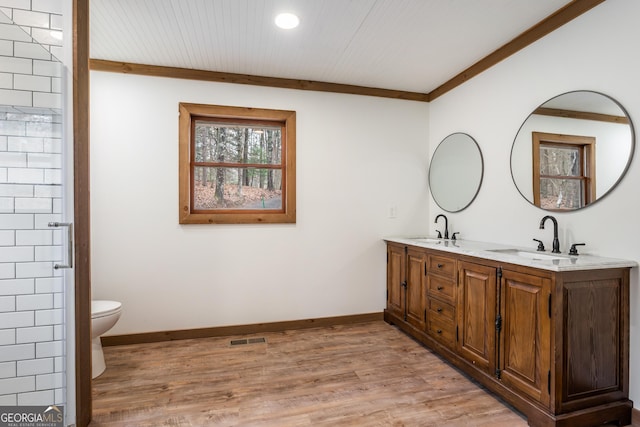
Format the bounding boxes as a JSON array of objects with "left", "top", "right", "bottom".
[
  {"left": 532, "top": 131, "right": 595, "bottom": 210},
  {"left": 179, "top": 103, "right": 296, "bottom": 224}
]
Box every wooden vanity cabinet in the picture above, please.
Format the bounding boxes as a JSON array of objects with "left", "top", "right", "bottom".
[
  {"left": 386, "top": 243, "right": 457, "bottom": 347},
  {"left": 384, "top": 242, "right": 632, "bottom": 427},
  {"left": 553, "top": 268, "right": 630, "bottom": 416},
  {"left": 499, "top": 268, "right": 552, "bottom": 408},
  {"left": 426, "top": 253, "right": 457, "bottom": 348},
  {"left": 406, "top": 247, "right": 427, "bottom": 330},
  {"left": 386, "top": 243, "right": 427, "bottom": 329},
  {"left": 386, "top": 242, "right": 405, "bottom": 320},
  {"left": 457, "top": 261, "right": 497, "bottom": 376}
]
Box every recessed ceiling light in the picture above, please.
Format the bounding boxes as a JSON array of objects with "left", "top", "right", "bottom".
[{"left": 275, "top": 12, "right": 299, "bottom": 30}]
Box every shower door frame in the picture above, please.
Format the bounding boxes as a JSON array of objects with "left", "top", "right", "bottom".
[{"left": 72, "top": 0, "right": 92, "bottom": 426}]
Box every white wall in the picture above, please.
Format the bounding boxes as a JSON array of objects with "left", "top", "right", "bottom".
[
  {"left": 90, "top": 72, "right": 430, "bottom": 335},
  {"left": 428, "top": 0, "right": 640, "bottom": 404}
]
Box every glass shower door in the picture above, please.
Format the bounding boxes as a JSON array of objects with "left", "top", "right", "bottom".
[{"left": 0, "top": 3, "right": 72, "bottom": 425}]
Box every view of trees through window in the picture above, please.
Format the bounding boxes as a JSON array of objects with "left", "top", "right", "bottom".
[
  {"left": 538, "top": 144, "right": 583, "bottom": 209},
  {"left": 532, "top": 132, "right": 595, "bottom": 211},
  {"left": 192, "top": 119, "right": 284, "bottom": 210},
  {"left": 179, "top": 103, "right": 295, "bottom": 224}
]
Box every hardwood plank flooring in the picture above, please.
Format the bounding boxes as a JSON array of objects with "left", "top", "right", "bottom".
[{"left": 90, "top": 321, "right": 630, "bottom": 426}]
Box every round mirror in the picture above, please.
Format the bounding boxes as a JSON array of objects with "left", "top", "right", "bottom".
[
  {"left": 429, "top": 133, "right": 484, "bottom": 212},
  {"left": 511, "top": 91, "right": 635, "bottom": 211}
]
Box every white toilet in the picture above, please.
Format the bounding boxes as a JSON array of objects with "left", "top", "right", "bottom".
[{"left": 91, "top": 300, "right": 122, "bottom": 378}]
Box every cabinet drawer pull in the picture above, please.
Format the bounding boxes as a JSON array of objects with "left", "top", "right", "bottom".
[
  {"left": 437, "top": 263, "right": 443, "bottom": 268},
  {"left": 436, "top": 329, "right": 442, "bottom": 334},
  {"left": 437, "top": 308, "right": 443, "bottom": 312},
  {"left": 437, "top": 286, "right": 444, "bottom": 290}
]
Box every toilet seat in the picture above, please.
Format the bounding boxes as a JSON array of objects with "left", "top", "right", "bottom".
[{"left": 91, "top": 300, "right": 122, "bottom": 319}]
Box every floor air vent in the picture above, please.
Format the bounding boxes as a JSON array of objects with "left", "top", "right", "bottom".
[{"left": 230, "top": 337, "right": 266, "bottom": 346}]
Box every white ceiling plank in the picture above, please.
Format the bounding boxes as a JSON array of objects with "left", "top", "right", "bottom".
[{"left": 90, "top": 0, "right": 577, "bottom": 93}]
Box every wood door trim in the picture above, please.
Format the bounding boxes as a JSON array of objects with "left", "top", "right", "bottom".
[
  {"left": 101, "top": 312, "right": 383, "bottom": 347},
  {"left": 73, "top": 0, "right": 91, "bottom": 425}
]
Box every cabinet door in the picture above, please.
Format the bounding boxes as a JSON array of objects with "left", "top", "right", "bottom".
[
  {"left": 457, "top": 261, "right": 497, "bottom": 375},
  {"left": 386, "top": 243, "right": 405, "bottom": 318},
  {"left": 500, "top": 269, "right": 551, "bottom": 407},
  {"left": 406, "top": 247, "right": 427, "bottom": 330},
  {"left": 560, "top": 269, "right": 628, "bottom": 412}
]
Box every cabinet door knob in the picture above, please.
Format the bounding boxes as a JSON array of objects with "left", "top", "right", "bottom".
[
  {"left": 436, "top": 329, "right": 442, "bottom": 334},
  {"left": 437, "top": 286, "right": 444, "bottom": 290},
  {"left": 437, "top": 263, "right": 443, "bottom": 268},
  {"left": 437, "top": 308, "right": 443, "bottom": 312}
]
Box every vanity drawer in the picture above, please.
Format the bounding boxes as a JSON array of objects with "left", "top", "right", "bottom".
[
  {"left": 428, "top": 297, "right": 455, "bottom": 323},
  {"left": 428, "top": 254, "right": 456, "bottom": 279},
  {"left": 427, "top": 276, "right": 456, "bottom": 303},
  {"left": 428, "top": 317, "right": 455, "bottom": 348}
]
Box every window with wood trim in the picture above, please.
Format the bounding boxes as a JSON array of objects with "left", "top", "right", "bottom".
[
  {"left": 179, "top": 103, "right": 296, "bottom": 224},
  {"left": 532, "top": 132, "right": 595, "bottom": 211}
]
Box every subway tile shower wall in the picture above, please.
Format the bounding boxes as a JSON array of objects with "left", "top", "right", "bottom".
[{"left": 0, "top": 0, "right": 66, "bottom": 407}]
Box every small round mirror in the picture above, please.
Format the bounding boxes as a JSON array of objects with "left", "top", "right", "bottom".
[
  {"left": 511, "top": 91, "right": 634, "bottom": 211},
  {"left": 429, "top": 133, "right": 484, "bottom": 212}
]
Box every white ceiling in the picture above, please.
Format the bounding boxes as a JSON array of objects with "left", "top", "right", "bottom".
[{"left": 90, "top": 0, "right": 576, "bottom": 94}]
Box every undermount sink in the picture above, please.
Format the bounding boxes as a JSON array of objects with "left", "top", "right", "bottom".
[
  {"left": 408, "top": 237, "right": 442, "bottom": 244},
  {"left": 488, "top": 248, "right": 568, "bottom": 261}
]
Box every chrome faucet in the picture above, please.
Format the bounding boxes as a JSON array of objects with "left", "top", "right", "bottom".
[
  {"left": 435, "top": 214, "right": 449, "bottom": 239},
  {"left": 539, "top": 215, "right": 560, "bottom": 254}
]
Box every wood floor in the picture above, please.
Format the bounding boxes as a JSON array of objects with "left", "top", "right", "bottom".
[{"left": 90, "top": 321, "right": 632, "bottom": 426}]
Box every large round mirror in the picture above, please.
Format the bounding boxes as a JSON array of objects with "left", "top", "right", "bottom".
[
  {"left": 429, "top": 132, "right": 484, "bottom": 212},
  {"left": 511, "top": 91, "right": 634, "bottom": 211}
]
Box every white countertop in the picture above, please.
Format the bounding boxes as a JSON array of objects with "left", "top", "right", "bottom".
[{"left": 384, "top": 236, "right": 638, "bottom": 272}]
